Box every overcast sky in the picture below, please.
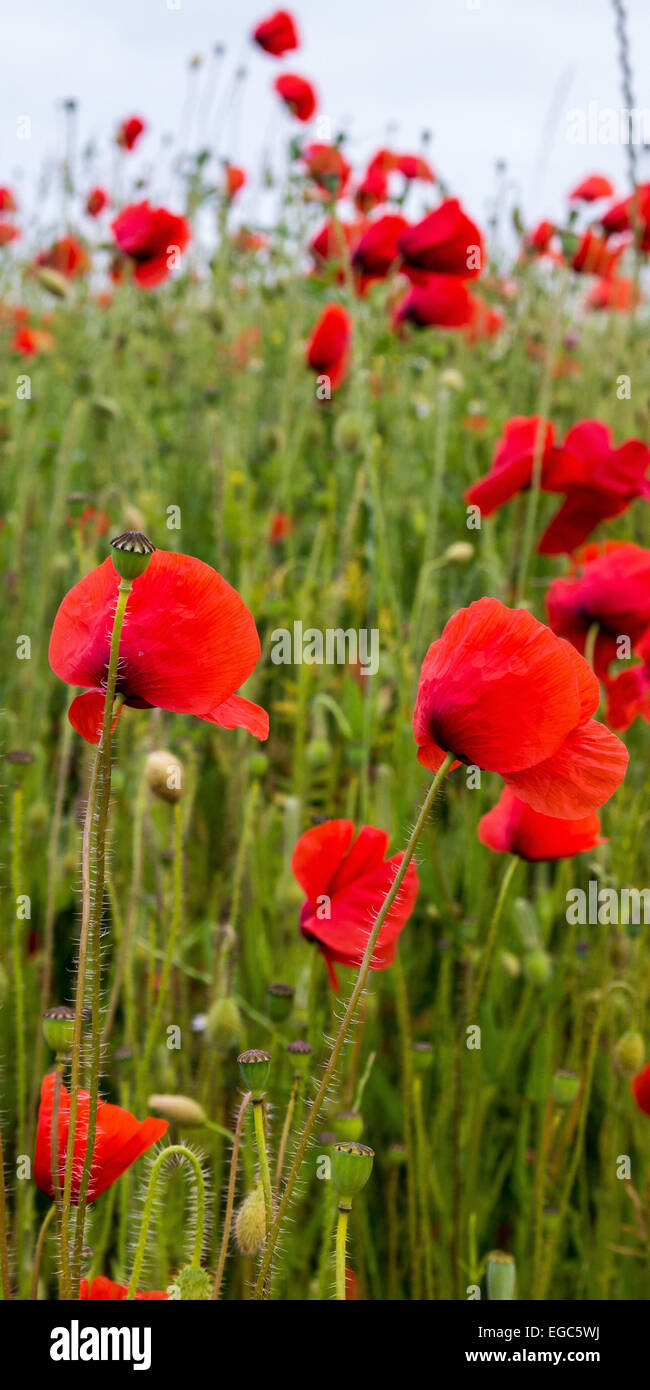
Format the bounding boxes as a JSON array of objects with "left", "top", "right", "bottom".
[{"left": 2, "top": 0, "right": 650, "bottom": 239}]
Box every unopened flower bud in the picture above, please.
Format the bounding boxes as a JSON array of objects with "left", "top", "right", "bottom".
[
  {"left": 174, "top": 1265, "right": 211, "bottom": 1300},
  {"left": 524, "top": 948, "right": 552, "bottom": 985},
  {"left": 330, "top": 1141, "right": 374, "bottom": 1202},
  {"left": 334, "top": 411, "right": 364, "bottom": 453},
  {"left": 486, "top": 1250, "right": 516, "bottom": 1300},
  {"left": 615, "top": 1030, "right": 644, "bottom": 1075},
  {"left": 443, "top": 541, "right": 474, "bottom": 565},
  {"left": 145, "top": 750, "right": 184, "bottom": 804},
  {"left": 552, "top": 1069, "right": 579, "bottom": 1107},
  {"left": 110, "top": 530, "right": 155, "bottom": 581},
  {"left": 235, "top": 1186, "right": 266, "bottom": 1254},
  {"left": 147, "top": 1094, "right": 206, "bottom": 1128},
  {"left": 206, "top": 996, "right": 240, "bottom": 1051},
  {"left": 238, "top": 1048, "right": 271, "bottom": 1099},
  {"left": 37, "top": 267, "right": 70, "bottom": 299},
  {"left": 440, "top": 367, "right": 464, "bottom": 392}
]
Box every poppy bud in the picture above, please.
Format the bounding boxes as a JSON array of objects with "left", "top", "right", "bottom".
[
  {"left": 524, "top": 948, "right": 553, "bottom": 985},
  {"left": 147, "top": 1094, "right": 206, "bottom": 1128},
  {"left": 110, "top": 530, "right": 155, "bottom": 581},
  {"left": 266, "top": 982, "right": 294, "bottom": 1023},
  {"left": 551, "top": 1069, "right": 579, "bottom": 1107},
  {"left": 386, "top": 1142, "right": 407, "bottom": 1169},
  {"left": 334, "top": 411, "right": 364, "bottom": 453},
  {"left": 287, "top": 1039, "right": 313, "bottom": 1072},
  {"left": 500, "top": 950, "right": 521, "bottom": 978},
  {"left": 206, "top": 997, "right": 240, "bottom": 1051},
  {"left": 92, "top": 396, "right": 121, "bottom": 420},
  {"left": 615, "top": 1031, "right": 644, "bottom": 1075},
  {"left": 36, "top": 266, "right": 70, "bottom": 298},
  {"left": 330, "top": 1141, "right": 374, "bottom": 1201},
  {"left": 306, "top": 738, "right": 330, "bottom": 768},
  {"left": 440, "top": 367, "right": 464, "bottom": 391},
  {"left": 145, "top": 750, "right": 184, "bottom": 804},
  {"left": 238, "top": 1048, "right": 271, "bottom": 1100},
  {"left": 42, "top": 1005, "right": 75, "bottom": 1056},
  {"left": 333, "top": 1110, "right": 364, "bottom": 1142},
  {"left": 248, "top": 752, "right": 269, "bottom": 779},
  {"left": 412, "top": 1041, "right": 434, "bottom": 1072},
  {"left": 234, "top": 1186, "right": 266, "bottom": 1255},
  {"left": 443, "top": 541, "right": 474, "bottom": 565},
  {"left": 174, "top": 1265, "right": 211, "bottom": 1300},
  {"left": 486, "top": 1250, "right": 516, "bottom": 1300}
]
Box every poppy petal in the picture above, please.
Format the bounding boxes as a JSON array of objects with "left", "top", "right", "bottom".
[{"left": 504, "top": 719, "right": 629, "bottom": 817}]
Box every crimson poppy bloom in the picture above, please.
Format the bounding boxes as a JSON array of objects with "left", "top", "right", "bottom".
[
  {"left": 413, "top": 597, "right": 628, "bottom": 818},
  {"left": 395, "top": 153, "right": 434, "bottom": 182},
  {"left": 36, "top": 236, "right": 88, "bottom": 278},
  {"left": 546, "top": 542, "right": 650, "bottom": 679},
  {"left": 586, "top": 275, "right": 641, "bottom": 313},
  {"left": 478, "top": 787, "right": 604, "bottom": 862},
  {"left": 394, "top": 273, "right": 475, "bottom": 330},
  {"left": 0, "top": 186, "right": 17, "bottom": 212},
  {"left": 0, "top": 222, "right": 19, "bottom": 245},
  {"left": 224, "top": 164, "right": 246, "bottom": 199},
  {"left": 464, "top": 416, "right": 577, "bottom": 518},
  {"left": 537, "top": 421, "right": 650, "bottom": 555},
  {"left": 570, "top": 228, "right": 621, "bottom": 277},
  {"left": 309, "top": 218, "right": 364, "bottom": 274},
  {"left": 80, "top": 1277, "right": 168, "bottom": 1300},
  {"left": 86, "top": 187, "right": 108, "bottom": 218},
  {"left": 399, "top": 198, "right": 484, "bottom": 278},
  {"left": 605, "top": 636, "right": 650, "bottom": 731},
  {"left": 34, "top": 1072, "right": 168, "bottom": 1204},
  {"left": 464, "top": 295, "right": 504, "bottom": 343},
  {"left": 252, "top": 9, "right": 299, "bottom": 56},
  {"left": 268, "top": 511, "right": 295, "bottom": 542},
  {"left": 292, "top": 820, "right": 419, "bottom": 989},
  {"left": 601, "top": 183, "right": 650, "bottom": 251},
  {"left": 302, "top": 143, "right": 350, "bottom": 199},
  {"left": 352, "top": 214, "right": 408, "bottom": 281},
  {"left": 117, "top": 116, "right": 146, "bottom": 151},
  {"left": 569, "top": 174, "right": 614, "bottom": 202},
  {"left": 354, "top": 167, "right": 388, "bottom": 214},
  {"left": 274, "top": 73, "right": 316, "bottom": 122},
  {"left": 11, "top": 326, "right": 55, "bottom": 355},
  {"left": 305, "top": 303, "right": 351, "bottom": 392},
  {"left": 631, "top": 1063, "right": 650, "bottom": 1116},
  {"left": 111, "top": 202, "right": 190, "bottom": 288},
  {"left": 49, "top": 548, "right": 269, "bottom": 744}
]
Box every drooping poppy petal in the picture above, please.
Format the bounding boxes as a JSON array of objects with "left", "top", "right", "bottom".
[
  {"left": 274, "top": 73, "right": 317, "bottom": 122},
  {"left": 503, "top": 719, "right": 629, "bottom": 818},
  {"left": 34, "top": 1073, "right": 168, "bottom": 1205},
  {"left": 305, "top": 303, "right": 351, "bottom": 391},
  {"left": 569, "top": 174, "right": 615, "bottom": 202},
  {"left": 478, "top": 786, "right": 604, "bottom": 861},
  {"left": 631, "top": 1063, "right": 650, "bottom": 1117},
  {"left": 399, "top": 198, "right": 484, "bottom": 278}
]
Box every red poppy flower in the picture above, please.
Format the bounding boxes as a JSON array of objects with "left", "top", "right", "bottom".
[
  {"left": 352, "top": 214, "right": 408, "bottom": 281},
  {"left": 478, "top": 786, "right": 604, "bottom": 862},
  {"left": 464, "top": 296, "right": 504, "bottom": 343},
  {"left": 354, "top": 167, "right": 388, "bottom": 214},
  {"left": 601, "top": 183, "right": 650, "bottom": 250},
  {"left": 631, "top": 1064, "right": 650, "bottom": 1117},
  {"left": 11, "top": 326, "right": 55, "bottom": 355},
  {"left": 464, "top": 416, "right": 578, "bottom": 518},
  {"left": 569, "top": 174, "right": 614, "bottom": 203},
  {"left": 86, "top": 187, "right": 108, "bottom": 218},
  {"left": 546, "top": 542, "right": 650, "bottom": 680},
  {"left": 399, "top": 198, "right": 484, "bottom": 278},
  {"left": 0, "top": 221, "right": 19, "bottom": 245},
  {"left": 268, "top": 511, "right": 295, "bottom": 542},
  {"left": 48, "top": 548, "right": 269, "bottom": 744},
  {"left": 309, "top": 219, "right": 364, "bottom": 277},
  {"left": 305, "top": 303, "right": 351, "bottom": 392},
  {"left": 274, "top": 73, "right": 316, "bottom": 122},
  {"left": 111, "top": 202, "right": 191, "bottom": 289},
  {"left": 224, "top": 164, "right": 246, "bottom": 199},
  {"left": 523, "top": 220, "right": 556, "bottom": 256},
  {"left": 0, "top": 186, "right": 17, "bottom": 212},
  {"left": 252, "top": 9, "right": 299, "bottom": 56},
  {"left": 586, "top": 275, "right": 641, "bottom": 312},
  {"left": 366, "top": 149, "right": 399, "bottom": 177},
  {"left": 292, "top": 820, "right": 419, "bottom": 990},
  {"left": 395, "top": 154, "right": 434, "bottom": 182},
  {"left": 537, "top": 421, "right": 650, "bottom": 555},
  {"left": 34, "top": 1072, "right": 168, "bottom": 1204},
  {"left": 413, "top": 596, "right": 628, "bottom": 818},
  {"left": 394, "top": 273, "right": 475, "bottom": 329},
  {"left": 80, "top": 1277, "right": 168, "bottom": 1300},
  {"left": 36, "top": 236, "right": 88, "bottom": 279},
  {"left": 569, "top": 229, "right": 621, "bottom": 277},
  {"left": 302, "top": 143, "right": 351, "bottom": 199},
  {"left": 117, "top": 116, "right": 146, "bottom": 151},
  {"left": 605, "top": 638, "right": 650, "bottom": 731}
]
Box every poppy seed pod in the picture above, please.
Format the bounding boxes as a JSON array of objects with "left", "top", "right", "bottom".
[
  {"left": 412, "top": 1041, "right": 434, "bottom": 1072},
  {"left": 238, "top": 1048, "right": 271, "bottom": 1099},
  {"left": 333, "top": 1110, "right": 364, "bottom": 1142},
  {"left": 551, "top": 1069, "right": 580, "bottom": 1107},
  {"left": 110, "top": 530, "right": 155, "bottom": 581},
  {"left": 486, "top": 1250, "right": 516, "bottom": 1300},
  {"left": 206, "top": 997, "right": 241, "bottom": 1051},
  {"left": 147, "top": 1094, "right": 206, "bottom": 1128},
  {"left": 42, "top": 1005, "right": 76, "bottom": 1056},
  {"left": 330, "top": 1141, "right": 375, "bottom": 1201},
  {"left": 175, "top": 1265, "right": 211, "bottom": 1300},
  {"left": 524, "top": 948, "right": 553, "bottom": 985},
  {"left": 266, "top": 982, "right": 294, "bottom": 1023},
  {"left": 235, "top": 1186, "right": 266, "bottom": 1255},
  {"left": 615, "top": 1031, "right": 644, "bottom": 1075},
  {"left": 145, "top": 750, "right": 184, "bottom": 804},
  {"left": 287, "top": 1039, "right": 313, "bottom": 1072}
]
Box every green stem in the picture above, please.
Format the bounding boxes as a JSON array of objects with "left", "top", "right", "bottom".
[
  {"left": 394, "top": 950, "right": 419, "bottom": 1298},
  {"left": 0, "top": 1118, "right": 11, "bottom": 1299},
  {"left": 10, "top": 785, "right": 26, "bottom": 1288},
  {"left": 30, "top": 1203, "right": 56, "bottom": 1300},
  {"left": 136, "top": 801, "right": 183, "bottom": 1106},
  {"left": 335, "top": 1204, "right": 350, "bottom": 1300},
  {"left": 253, "top": 1101, "right": 274, "bottom": 1238},
  {"left": 212, "top": 1092, "right": 251, "bottom": 1300},
  {"left": 126, "top": 1145, "right": 205, "bottom": 1299},
  {"left": 274, "top": 1075, "right": 300, "bottom": 1197},
  {"left": 413, "top": 1074, "right": 434, "bottom": 1299},
  {"left": 253, "top": 755, "right": 454, "bottom": 1298},
  {"left": 467, "top": 856, "right": 519, "bottom": 1021},
  {"left": 61, "top": 576, "right": 132, "bottom": 1300}
]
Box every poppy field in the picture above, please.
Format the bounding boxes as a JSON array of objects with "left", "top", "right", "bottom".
[{"left": 2, "top": 3, "right": 650, "bottom": 1313}]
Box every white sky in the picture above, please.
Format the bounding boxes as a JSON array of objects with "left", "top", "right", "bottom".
[{"left": 2, "top": 0, "right": 650, "bottom": 239}]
